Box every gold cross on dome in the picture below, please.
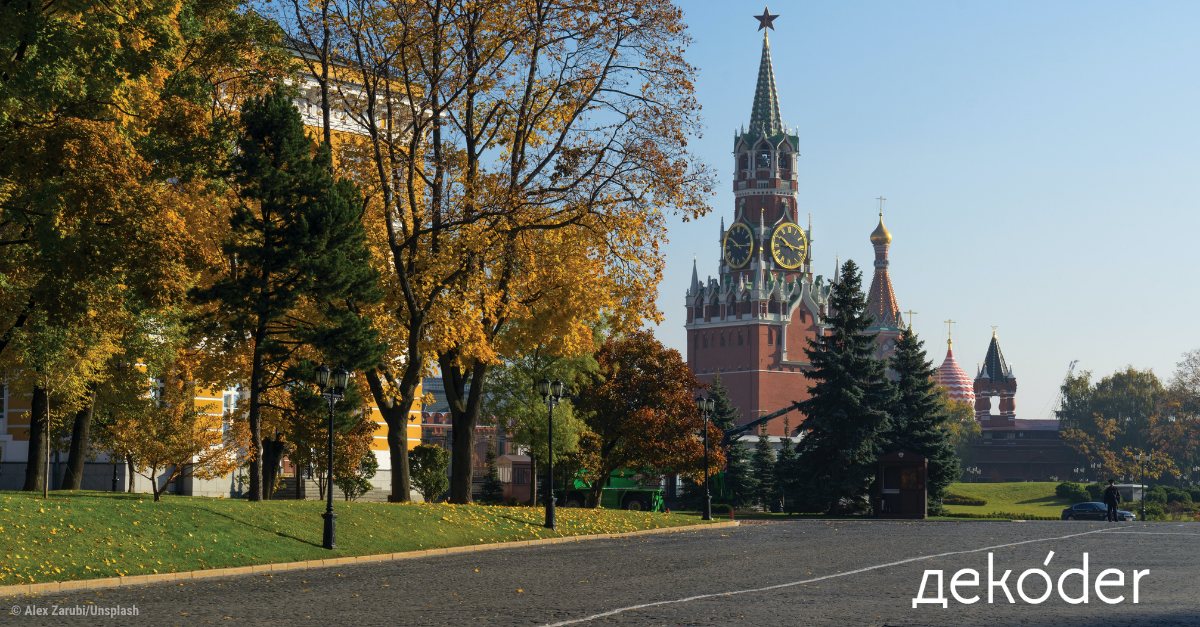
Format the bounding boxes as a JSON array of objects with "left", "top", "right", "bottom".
[
  {"left": 903, "top": 310, "right": 917, "bottom": 328},
  {"left": 876, "top": 196, "right": 886, "bottom": 217},
  {"left": 944, "top": 319, "right": 955, "bottom": 346}
]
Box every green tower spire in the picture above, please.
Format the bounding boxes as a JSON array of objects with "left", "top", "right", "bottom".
[{"left": 748, "top": 32, "right": 783, "bottom": 135}]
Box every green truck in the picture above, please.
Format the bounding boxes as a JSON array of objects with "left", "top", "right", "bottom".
[{"left": 556, "top": 469, "right": 667, "bottom": 512}]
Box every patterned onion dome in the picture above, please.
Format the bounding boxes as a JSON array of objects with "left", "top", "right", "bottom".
[{"left": 934, "top": 342, "right": 975, "bottom": 405}]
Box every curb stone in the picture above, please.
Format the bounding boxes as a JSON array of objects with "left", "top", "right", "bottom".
[{"left": 0, "top": 521, "right": 738, "bottom": 598}]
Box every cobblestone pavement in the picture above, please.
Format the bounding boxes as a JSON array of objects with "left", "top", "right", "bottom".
[{"left": 4, "top": 520, "right": 1198, "bottom": 626}]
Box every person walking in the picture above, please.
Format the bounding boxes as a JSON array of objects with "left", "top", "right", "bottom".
[{"left": 1103, "top": 479, "right": 1122, "bottom": 522}]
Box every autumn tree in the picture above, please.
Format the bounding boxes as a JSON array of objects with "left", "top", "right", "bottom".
[
  {"left": 104, "top": 367, "right": 240, "bottom": 502},
  {"left": 885, "top": 328, "right": 959, "bottom": 501},
  {"left": 940, "top": 395, "right": 981, "bottom": 474},
  {"left": 1059, "top": 366, "right": 1174, "bottom": 480},
  {"left": 483, "top": 341, "right": 599, "bottom": 503},
  {"left": 575, "top": 330, "right": 723, "bottom": 508},
  {"left": 1, "top": 0, "right": 289, "bottom": 491},
  {"left": 276, "top": 372, "right": 378, "bottom": 500},
  {"left": 189, "top": 87, "right": 384, "bottom": 502},
  {"left": 1156, "top": 349, "right": 1200, "bottom": 476},
  {"left": 794, "top": 260, "right": 895, "bottom": 514},
  {"left": 274, "top": 0, "right": 714, "bottom": 504}
]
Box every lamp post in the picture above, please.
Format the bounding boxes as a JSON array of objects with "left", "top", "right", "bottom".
[
  {"left": 538, "top": 379, "right": 565, "bottom": 530},
  {"left": 315, "top": 364, "right": 350, "bottom": 550},
  {"left": 695, "top": 396, "right": 715, "bottom": 521},
  {"left": 1134, "top": 452, "right": 1149, "bottom": 521}
]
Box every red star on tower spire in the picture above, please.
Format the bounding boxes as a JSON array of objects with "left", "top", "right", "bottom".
[{"left": 755, "top": 7, "right": 779, "bottom": 31}]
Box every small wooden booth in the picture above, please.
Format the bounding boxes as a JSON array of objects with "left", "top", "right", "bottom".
[
  {"left": 497, "top": 454, "right": 532, "bottom": 503},
  {"left": 876, "top": 450, "right": 927, "bottom": 519}
]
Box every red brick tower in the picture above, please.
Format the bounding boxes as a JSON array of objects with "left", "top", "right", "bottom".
[
  {"left": 685, "top": 15, "right": 833, "bottom": 435},
  {"left": 974, "top": 332, "right": 1017, "bottom": 428}
]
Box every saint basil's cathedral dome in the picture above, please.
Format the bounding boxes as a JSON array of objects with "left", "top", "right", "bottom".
[{"left": 934, "top": 338, "right": 975, "bottom": 405}]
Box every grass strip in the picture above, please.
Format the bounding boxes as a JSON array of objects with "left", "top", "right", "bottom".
[{"left": 0, "top": 490, "right": 717, "bottom": 584}]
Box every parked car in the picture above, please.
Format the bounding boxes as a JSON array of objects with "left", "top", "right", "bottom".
[{"left": 1061, "top": 501, "right": 1136, "bottom": 521}]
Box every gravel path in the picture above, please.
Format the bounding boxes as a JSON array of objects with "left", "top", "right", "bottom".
[{"left": 4, "top": 520, "right": 1197, "bottom": 626}]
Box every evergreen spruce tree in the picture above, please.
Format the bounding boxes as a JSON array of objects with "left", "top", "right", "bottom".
[
  {"left": 887, "top": 328, "right": 960, "bottom": 506},
  {"left": 750, "top": 426, "right": 776, "bottom": 510},
  {"left": 190, "top": 86, "right": 384, "bottom": 501},
  {"left": 774, "top": 431, "right": 799, "bottom": 513},
  {"left": 794, "top": 260, "right": 896, "bottom": 514},
  {"left": 480, "top": 442, "right": 504, "bottom": 504},
  {"left": 712, "top": 373, "right": 757, "bottom": 509},
  {"left": 681, "top": 373, "right": 755, "bottom": 509}
]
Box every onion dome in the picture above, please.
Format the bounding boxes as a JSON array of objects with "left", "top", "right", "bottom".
[
  {"left": 935, "top": 340, "right": 975, "bottom": 405},
  {"left": 870, "top": 214, "right": 892, "bottom": 245}
]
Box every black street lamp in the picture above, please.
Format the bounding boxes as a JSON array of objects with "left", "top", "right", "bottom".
[
  {"left": 538, "top": 378, "right": 565, "bottom": 530},
  {"left": 1135, "top": 452, "right": 1150, "bottom": 521},
  {"left": 315, "top": 364, "right": 350, "bottom": 550},
  {"left": 695, "top": 396, "right": 715, "bottom": 521}
]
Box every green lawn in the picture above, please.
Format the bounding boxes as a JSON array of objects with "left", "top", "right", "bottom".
[
  {"left": 942, "top": 482, "right": 1075, "bottom": 519},
  {"left": 0, "top": 491, "right": 715, "bottom": 585}
]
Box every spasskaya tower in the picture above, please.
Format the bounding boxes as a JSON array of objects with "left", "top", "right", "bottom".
[{"left": 685, "top": 9, "right": 832, "bottom": 435}]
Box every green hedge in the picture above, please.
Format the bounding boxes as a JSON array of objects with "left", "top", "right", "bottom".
[
  {"left": 943, "top": 493, "right": 987, "bottom": 506},
  {"left": 1055, "top": 482, "right": 1090, "bottom": 503},
  {"left": 944, "top": 511, "right": 1059, "bottom": 521}
]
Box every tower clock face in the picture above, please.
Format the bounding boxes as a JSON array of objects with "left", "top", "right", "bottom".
[
  {"left": 770, "top": 222, "right": 808, "bottom": 269},
  {"left": 723, "top": 222, "right": 754, "bottom": 269}
]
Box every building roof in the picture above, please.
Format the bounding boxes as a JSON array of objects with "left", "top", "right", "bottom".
[
  {"left": 422, "top": 377, "right": 453, "bottom": 413},
  {"left": 934, "top": 341, "right": 975, "bottom": 405},
  {"left": 978, "top": 332, "right": 1013, "bottom": 381},
  {"left": 1013, "top": 419, "right": 1060, "bottom": 431},
  {"left": 748, "top": 33, "right": 782, "bottom": 136}
]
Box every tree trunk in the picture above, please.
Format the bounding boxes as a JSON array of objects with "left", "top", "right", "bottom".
[
  {"left": 441, "top": 354, "right": 488, "bottom": 504},
  {"left": 62, "top": 385, "right": 97, "bottom": 490},
  {"left": 364, "top": 368, "right": 412, "bottom": 502},
  {"left": 246, "top": 326, "right": 267, "bottom": 502},
  {"left": 22, "top": 386, "right": 48, "bottom": 492},
  {"left": 126, "top": 453, "right": 135, "bottom": 493},
  {"left": 262, "top": 435, "right": 286, "bottom": 500}
]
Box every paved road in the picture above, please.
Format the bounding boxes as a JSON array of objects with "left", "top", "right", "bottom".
[{"left": 5, "top": 520, "right": 1199, "bottom": 626}]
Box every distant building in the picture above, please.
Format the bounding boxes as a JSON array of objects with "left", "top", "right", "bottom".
[{"left": 969, "top": 332, "right": 1074, "bottom": 481}]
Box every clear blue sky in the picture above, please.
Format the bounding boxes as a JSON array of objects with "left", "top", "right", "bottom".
[{"left": 654, "top": 1, "right": 1200, "bottom": 419}]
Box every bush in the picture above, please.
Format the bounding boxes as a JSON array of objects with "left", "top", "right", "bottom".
[
  {"left": 1055, "top": 482, "right": 1090, "bottom": 503},
  {"left": 942, "top": 493, "right": 987, "bottom": 506},
  {"left": 1165, "top": 487, "right": 1192, "bottom": 504},
  {"left": 710, "top": 503, "right": 732, "bottom": 514},
  {"left": 1188, "top": 487, "right": 1200, "bottom": 503},
  {"left": 1086, "top": 483, "right": 1104, "bottom": 501},
  {"left": 1146, "top": 486, "right": 1168, "bottom": 504},
  {"left": 410, "top": 444, "right": 451, "bottom": 503}
]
